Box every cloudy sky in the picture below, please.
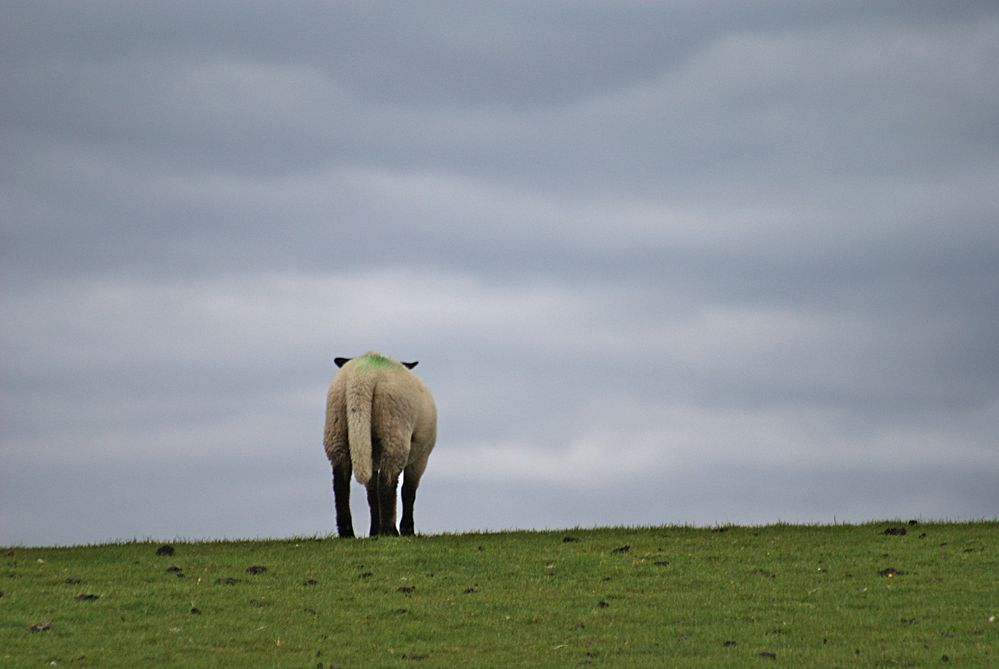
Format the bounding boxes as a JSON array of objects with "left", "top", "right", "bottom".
[{"left": 2, "top": 2, "right": 998, "bottom": 546}]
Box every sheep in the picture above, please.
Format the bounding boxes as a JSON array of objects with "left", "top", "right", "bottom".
[{"left": 323, "top": 351, "right": 437, "bottom": 537}]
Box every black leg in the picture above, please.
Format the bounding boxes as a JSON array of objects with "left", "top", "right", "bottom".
[
  {"left": 400, "top": 476, "right": 417, "bottom": 536},
  {"left": 332, "top": 464, "right": 354, "bottom": 538},
  {"left": 366, "top": 479, "right": 381, "bottom": 537},
  {"left": 378, "top": 470, "right": 400, "bottom": 537}
]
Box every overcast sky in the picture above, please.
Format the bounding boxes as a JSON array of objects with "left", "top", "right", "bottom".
[{"left": 2, "top": 2, "right": 998, "bottom": 546}]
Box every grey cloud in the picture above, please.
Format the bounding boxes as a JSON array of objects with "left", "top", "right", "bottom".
[
  {"left": 6, "top": 3, "right": 996, "bottom": 186},
  {"left": 2, "top": 2, "right": 998, "bottom": 545}
]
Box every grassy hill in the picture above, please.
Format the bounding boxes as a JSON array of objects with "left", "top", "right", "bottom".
[{"left": 2, "top": 522, "right": 996, "bottom": 667}]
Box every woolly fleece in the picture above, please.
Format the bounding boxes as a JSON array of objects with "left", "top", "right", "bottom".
[{"left": 323, "top": 352, "right": 437, "bottom": 487}]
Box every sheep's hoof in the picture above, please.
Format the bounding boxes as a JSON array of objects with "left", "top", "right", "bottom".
[{"left": 337, "top": 528, "right": 355, "bottom": 538}]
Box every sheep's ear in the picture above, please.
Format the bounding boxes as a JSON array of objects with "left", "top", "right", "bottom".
[
  {"left": 334, "top": 357, "right": 351, "bottom": 368},
  {"left": 402, "top": 361, "right": 418, "bottom": 370}
]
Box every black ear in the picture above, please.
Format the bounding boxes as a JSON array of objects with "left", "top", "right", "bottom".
[
  {"left": 402, "top": 361, "right": 418, "bottom": 370},
  {"left": 334, "top": 357, "right": 351, "bottom": 368}
]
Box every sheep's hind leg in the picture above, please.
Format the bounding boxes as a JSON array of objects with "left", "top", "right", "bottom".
[
  {"left": 332, "top": 464, "right": 354, "bottom": 538},
  {"left": 400, "top": 475, "right": 418, "bottom": 536},
  {"left": 400, "top": 455, "right": 429, "bottom": 536},
  {"left": 377, "top": 470, "right": 400, "bottom": 537},
  {"left": 364, "top": 472, "right": 399, "bottom": 537},
  {"left": 366, "top": 479, "right": 381, "bottom": 537}
]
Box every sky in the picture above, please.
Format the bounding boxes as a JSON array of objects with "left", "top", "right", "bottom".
[{"left": 2, "top": 1, "right": 998, "bottom": 546}]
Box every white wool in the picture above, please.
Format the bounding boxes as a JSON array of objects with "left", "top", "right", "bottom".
[{"left": 324, "top": 351, "right": 437, "bottom": 486}]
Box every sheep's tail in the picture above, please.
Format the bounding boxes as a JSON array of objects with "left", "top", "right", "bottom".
[{"left": 346, "top": 373, "right": 376, "bottom": 485}]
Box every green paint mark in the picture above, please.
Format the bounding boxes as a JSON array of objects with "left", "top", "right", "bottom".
[{"left": 356, "top": 353, "right": 396, "bottom": 370}]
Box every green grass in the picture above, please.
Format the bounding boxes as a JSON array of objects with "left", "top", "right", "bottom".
[{"left": 2, "top": 522, "right": 996, "bottom": 667}]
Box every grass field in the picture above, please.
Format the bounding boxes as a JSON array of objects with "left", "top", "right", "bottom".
[{"left": 2, "top": 522, "right": 996, "bottom": 667}]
